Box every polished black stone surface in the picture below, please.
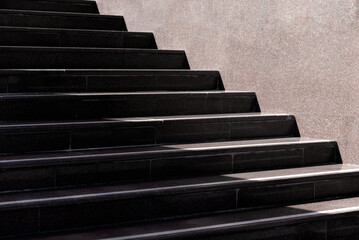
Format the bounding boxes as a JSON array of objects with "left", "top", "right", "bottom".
[
  {"left": 0, "top": 27, "right": 157, "bottom": 48},
  {"left": 0, "top": 137, "right": 340, "bottom": 191},
  {"left": 0, "top": 47, "right": 189, "bottom": 69},
  {"left": 0, "top": 114, "right": 298, "bottom": 153},
  {"left": 0, "top": 0, "right": 99, "bottom": 14},
  {"left": 0, "top": 0, "right": 354, "bottom": 239},
  {"left": 20, "top": 197, "right": 359, "bottom": 240},
  {"left": 1, "top": 165, "right": 359, "bottom": 238},
  {"left": 0, "top": 9, "right": 127, "bottom": 30},
  {"left": 0, "top": 70, "right": 222, "bottom": 93},
  {"left": 0, "top": 92, "right": 258, "bottom": 121}
]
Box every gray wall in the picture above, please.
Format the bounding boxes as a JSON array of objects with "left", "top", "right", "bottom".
[{"left": 96, "top": 0, "right": 359, "bottom": 163}]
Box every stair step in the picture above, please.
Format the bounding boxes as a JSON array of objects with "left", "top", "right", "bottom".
[
  {"left": 0, "top": 26, "right": 157, "bottom": 48},
  {"left": 24, "top": 196, "right": 359, "bottom": 240},
  {"left": 0, "top": 91, "right": 258, "bottom": 121},
  {"left": 0, "top": 70, "right": 222, "bottom": 93},
  {"left": 0, "top": 9, "right": 126, "bottom": 30},
  {"left": 0, "top": 113, "right": 299, "bottom": 154},
  {"left": 0, "top": 138, "right": 340, "bottom": 192},
  {"left": 0, "top": 0, "right": 348, "bottom": 239},
  {"left": 0, "top": 46, "right": 189, "bottom": 69},
  {"left": 0, "top": 164, "right": 356, "bottom": 238},
  {"left": 0, "top": 0, "right": 99, "bottom": 14}
]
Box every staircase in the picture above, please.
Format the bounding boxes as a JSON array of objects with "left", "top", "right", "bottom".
[{"left": 0, "top": 1, "right": 358, "bottom": 239}]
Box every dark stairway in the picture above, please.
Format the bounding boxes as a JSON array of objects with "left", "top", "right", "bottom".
[{"left": 0, "top": 1, "right": 358, "bottom": 240}]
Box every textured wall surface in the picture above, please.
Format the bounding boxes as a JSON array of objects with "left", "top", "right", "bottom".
[{"left": 96, "top": 0, "right": 359, "bottom": 163}]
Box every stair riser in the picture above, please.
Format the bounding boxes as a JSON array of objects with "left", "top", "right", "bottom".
[
  {"left": 0, "top": 94, "right": 258, "bottom": 121},
  {"left": 0, "top": 72, "right": 221, "bottom": 93},
  {"left": 0, "top": 29, "right": 157, "bottom": 49},
  {"left": 0, "top": 11, "right": 126, "bottom": 30},
  {"left": 0, "top": 0, "right": 99, "bottom": 14},
  {"left": 0, "top": 173, "right": 356, "bottom": 238},
  {"left": 0, "top": 48, "right": 188, "bottom": 69},
  {"left": 0, "top": 142, "right": 339, "bottom": 192},
  {"left": 0, "top": 117, "right": 298, "bottom": 154}
]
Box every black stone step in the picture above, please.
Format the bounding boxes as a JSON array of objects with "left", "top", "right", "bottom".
[
  {"left": 0, "top": 46, "right": 189, "bottom": 69},
  {"left": 0, "top": 9, "right": 126, "bottom": 30},
  {"left": 0, "top": 91, "right": 258, "bottom": 121},
  {"left": 0, "top": 164, "right": 356, "bottom": 238},
  {"left": 0, "top": 138, "right": 340, "bottom": 192},
  {"left": 0, "top": 0, "right": 99, "bottom": 14},
  {"left": 0, "top": 27, "right": 156, "bottom": 48},
  {"left": 0, "top": 70, "right": 222, "bottom": 93},
  {"left": 24, "top": 196, "right": 359, "bottom": 240},
  {"left": 0, "top": 113, "right": 299, "bottom": 154}
]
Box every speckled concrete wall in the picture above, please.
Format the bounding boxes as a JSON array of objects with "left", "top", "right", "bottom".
[{"left": 96, "top": 0, "right": 359, "bottom": 163}]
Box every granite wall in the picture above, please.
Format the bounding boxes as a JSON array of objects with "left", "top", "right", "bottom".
[{"left": 96, "top": 0, "right": 359, "bottom": 163}]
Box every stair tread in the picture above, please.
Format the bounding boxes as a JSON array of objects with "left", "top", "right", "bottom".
[
  {"left": 0, "top": 0, "right": 97, "bottom": 4},
  {"left": 23, "top": 196, "right": 359, "bottom": 240},
  {"left": 0, "top": 69, "right": 217, "bottom": 74},
  {"left": 0, "top": 46, "right": 189, "bottom": 70},
  {"left": 0, "top": 45, "right": 183, "bottom": 53},
  {"left": 0, "top": 8, "right": 126, "bottom": 31},
  {"left": 0, "top": 113, "right": 290, "bottom": 128},
  {"left": 0, "top": 26, "right": 156, "bottom": 49},
  {"left": 4, "top": 0, "right": 97, "bottom": 4},
  {"left": 0, "top": 91, "right": 252, "bottom": 99},
  {"left": 0, "top": 112, "right": 299, "bottom": 154},
  {"left": 0, "top": 163, "right": 354, "bottom": 209},
  {"left": 0, "top": 26, "right": 150, "bottom": 35},
  {"left": 19, "top": 0, "right": 97, "bottom": 2},
  {"left": 0, "top": 8, "right": 120, "bottom": 18},
  {"left": 0, "top": 137, "right": 329, "bottom": 165},
  {"left": 0, "top": 90, "right": 258, "bottom": 121},
  {"left": 0, "top": 69, "right": 222, "bottom": 93}
]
